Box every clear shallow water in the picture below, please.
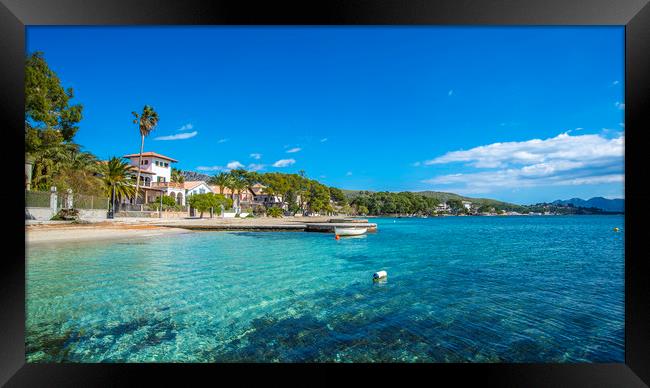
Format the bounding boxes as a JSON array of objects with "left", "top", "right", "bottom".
[{"left": 26, "top": 216, "right": 624, "bottom": 362}]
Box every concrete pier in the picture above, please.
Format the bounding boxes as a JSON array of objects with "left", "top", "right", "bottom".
[{"left": 153, "top": 220, "right": 377, "bottom": 233}]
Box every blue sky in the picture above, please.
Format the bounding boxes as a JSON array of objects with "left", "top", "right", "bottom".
[{"left": 27, "top": 26, "right": 624, "bottom": 204}]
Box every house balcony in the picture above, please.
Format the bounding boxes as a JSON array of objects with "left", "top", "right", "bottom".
[{"left": 151, "top": 181, "right": 183, "bottom": 189}]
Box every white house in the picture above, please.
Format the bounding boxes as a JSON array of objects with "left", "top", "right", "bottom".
[
  {"left": 124, "top": 151, "right": 186, "bottom": 205},
  {"left": 436, "top": 202, "right": 450, "bottom": 212},
  {"left": 184, "top": 181, "right": 213, "bottom": 197},
  {"left": 462, "top": 201, "right": 472, "bottom": 210},
  {"left": 123, "top": 151, "right": 177, "bottom": 184}
]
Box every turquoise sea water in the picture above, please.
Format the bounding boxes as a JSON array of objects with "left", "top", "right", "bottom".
[{"left": 26, "top": 216, "right": 624, "bottom": 362}]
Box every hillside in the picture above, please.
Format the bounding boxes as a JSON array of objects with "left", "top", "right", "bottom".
[
  {"left": 343, "top": 189, "right": 525, "bottom": 211},
  {"left": 551, "top": 197, "right": 624, "bottom": 212},
  {"left": 181, "top": 170, "right": 212, "bottom": 182}
]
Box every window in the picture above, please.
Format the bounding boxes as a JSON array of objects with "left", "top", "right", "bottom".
[
  {"left": 199, "top": 188, "right": 205, "bottom": 194},
  {"left": 164, "top": 162, "right": 169, "bottom": 167},
  {"left": 154, "top": 160, "right": 159, "bottom": 166}
]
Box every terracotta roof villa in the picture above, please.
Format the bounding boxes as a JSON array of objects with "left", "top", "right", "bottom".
[{"left": 122, "top": 152, "right": 178, "bottom": 162}]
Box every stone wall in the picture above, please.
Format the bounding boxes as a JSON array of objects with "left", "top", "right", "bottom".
[{"left": 25, "top": 207, "right": 55, "bottom": 221}]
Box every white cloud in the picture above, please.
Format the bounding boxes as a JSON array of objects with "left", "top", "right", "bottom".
[
  {"left": 218, "top": 138, "right": 229, "bottom": 143},
  {"left": 272, "top": 159, "right": 296, "bottom": 168},
  {"left": 421, "top": 132, "right": 624, "bottom": 193},
  {"left": 612, "top": 80, "right": 620, "bottom": 85},
  {"left": 615, "top": 101, "right": 625, "bottom": 110},
  {"left": 250, "top": 153, "right": 262, "bottom": 160},
  {"left": 412, "top": 162, "right": 421, "bottom": 167},
  {"left": 346, "top": 171, "right": 353, "bottom": 176},
  {"left": 154, "top": 131, "right": 198, "bottom": 141},
  {"left": 197, "top": 165, "right": 225, "bottom": 171},
  {"left": 247, "top": 163, "right": 265, "bottom": 172},
  {"left": 575, "top": 127, "right": 583, "bottom": 131},
  {"left": 320, "top": 138, "right": 328, "bottom": 142},
  {"left": 424, "top": 132, "right": 623, "bottom": 168},
  {"left": 226, "top": 161, "right": 244, "bottom": 169},
  {"left": 448, "top": 89, "right": 454, "bottom": 96},
  {"left": 178, "top": 123, "right": 193, "bottom": 131},
  {"left": 286, "top": 147, "right": 302, "bottom": 153}
]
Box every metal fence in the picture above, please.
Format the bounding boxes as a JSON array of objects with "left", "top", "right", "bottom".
[
  {"left": 74, "top": 194, "right": 109, "bottom": 210},
  {"left": 25, "top": 189, "right": 109, "bottom": 210},
  {"left": 25, "top": 190, "right": 50, "bottom": 208}
]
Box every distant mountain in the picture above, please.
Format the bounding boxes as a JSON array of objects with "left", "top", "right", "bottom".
[
  {"left": 181, "top": 170, "right": 211, "bottom": 182},
  {"left": 551, "top": 197, "right": 624, "bottom": 212}
]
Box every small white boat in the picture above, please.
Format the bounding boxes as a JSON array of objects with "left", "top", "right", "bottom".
[{"left": 334, "top": 227, "right": 368, "bottom": 236}]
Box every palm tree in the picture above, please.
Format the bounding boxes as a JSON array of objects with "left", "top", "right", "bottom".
[
  {"left": 30, "top": 138, "right": 77, "bottom": 191},
  {"left": 99, "top": 157, "right": 136, "bottom": 213},
  {"left": 132, "top": 105, "right": 159, "bottom": 202},
  {"left": 171, "top": 167, "right": 185, "bottom": 183},
  {"left": 230, "top": 176, "right": 248, "bottom": 210},
  {"left": 209, "top": 172, "right": 230, "bottom": 195}
]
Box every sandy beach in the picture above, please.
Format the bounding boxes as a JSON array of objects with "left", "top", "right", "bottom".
[
  {"left": 26, "top": 222, "right": 190, "bottom": 245},
  {"left": 25, "top": 216, "right": 351, "bottom": 245}
]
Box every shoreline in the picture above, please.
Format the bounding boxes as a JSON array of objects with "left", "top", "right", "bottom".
[
  {"left": 25, "top": 213, "right": 622, "bottom": 245},
  {"left": 26, "top": 223, "right": 192, "bottom": 246},
  {"left": 25, "top": 216, "right": 351, "bottom": 245}
]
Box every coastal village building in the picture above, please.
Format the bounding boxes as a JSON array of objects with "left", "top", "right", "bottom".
[
  {"left": 117, "top": 151, "right": 291, "bottom": 212},
  {"left": 121, "top": 152, "right": 179, "bottom": 206},
  {"left": 250, "top": 183, "right": 286, "bottom": 209},
  {"left": 184, "top": 181, "right": 212, "bottom": 197},
  {"left": 123, "top": 152, "right": 176, "bottom": 183},
  {"left": 436, "top": 202, "right": 450, "bottom": 212}
]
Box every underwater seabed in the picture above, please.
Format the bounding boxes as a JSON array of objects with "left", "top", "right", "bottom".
[{"left": 26, "top": 216, "right": 625, "bottom": 362}]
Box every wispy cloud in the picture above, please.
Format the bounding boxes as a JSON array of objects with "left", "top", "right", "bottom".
[
  {"left": 249, "top": 153, "right": 262, "bottom": 160},
  {"left": 217, "top": 138, "right": 229, "bottom": 143},
  {"left": 154, "top": 131, "right": 198, "bottom": 141},
  {"left": 612, "top": 80, "right": 620, "bottom": 85},
  {"left": 226, "top": 161, "right": 244, "bottom": 169},
  {"left": 286, "top": 147, "right": 302, "bottom": 153},
  {"left": 247, "top": 163, "right": 265, "bottom": 172},
  {"left": 178, "top": 123, "right": 193, "bottom": 131},
  {"left": 197, "top": 165, "right": 225, "bottom": 171},
  {"left": 448, "top": 89, "right": 454, "bottom": 96},
  {"left": 272, "top": 159, "right": 296, "bottom": 168},
  {"left": 421, "top": 132, "right": 624, "bottom": 194},
  {"left": 346, "top": 171, "right": 353, "bottom": 176},
  {"left": 412, "top": 162, "right": 421, "bottom": 167},
  {"left": 320, "top": 138, "right": 328, "bottom": 143},
  {"left": 615, "top": 101, "right": 625, "bottom": 110}
]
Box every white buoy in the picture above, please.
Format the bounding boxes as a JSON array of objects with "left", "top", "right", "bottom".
[{"left": 373, "top": 270, "right": 388, "bottom": 281}]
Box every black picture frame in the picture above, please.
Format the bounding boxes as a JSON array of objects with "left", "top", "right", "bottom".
[{"left": 1, "top": 0, "right": 648, "bottom": 386}]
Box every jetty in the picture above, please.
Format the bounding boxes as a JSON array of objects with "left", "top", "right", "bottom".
[{"left": 151, "top": 217, "right": 377, "bottom": 233}]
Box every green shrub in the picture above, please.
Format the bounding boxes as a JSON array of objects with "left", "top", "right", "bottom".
[
  {"left": 51, "top": 208, "right": 79, "bottom": 221},
  {"left": 266, "top": 207, "right": 283, "bottom": 218},
  {"left": 156, "top": 195, "right": 178, "bottom": 207}
]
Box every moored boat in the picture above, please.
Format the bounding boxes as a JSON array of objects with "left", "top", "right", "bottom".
[{"left": 334, "top": 227, "right": 368, "bottom": 236}]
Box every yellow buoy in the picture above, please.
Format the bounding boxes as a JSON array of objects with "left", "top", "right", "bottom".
[{"left": 613, "top": 227, "right": 620, "bottom": 232}]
